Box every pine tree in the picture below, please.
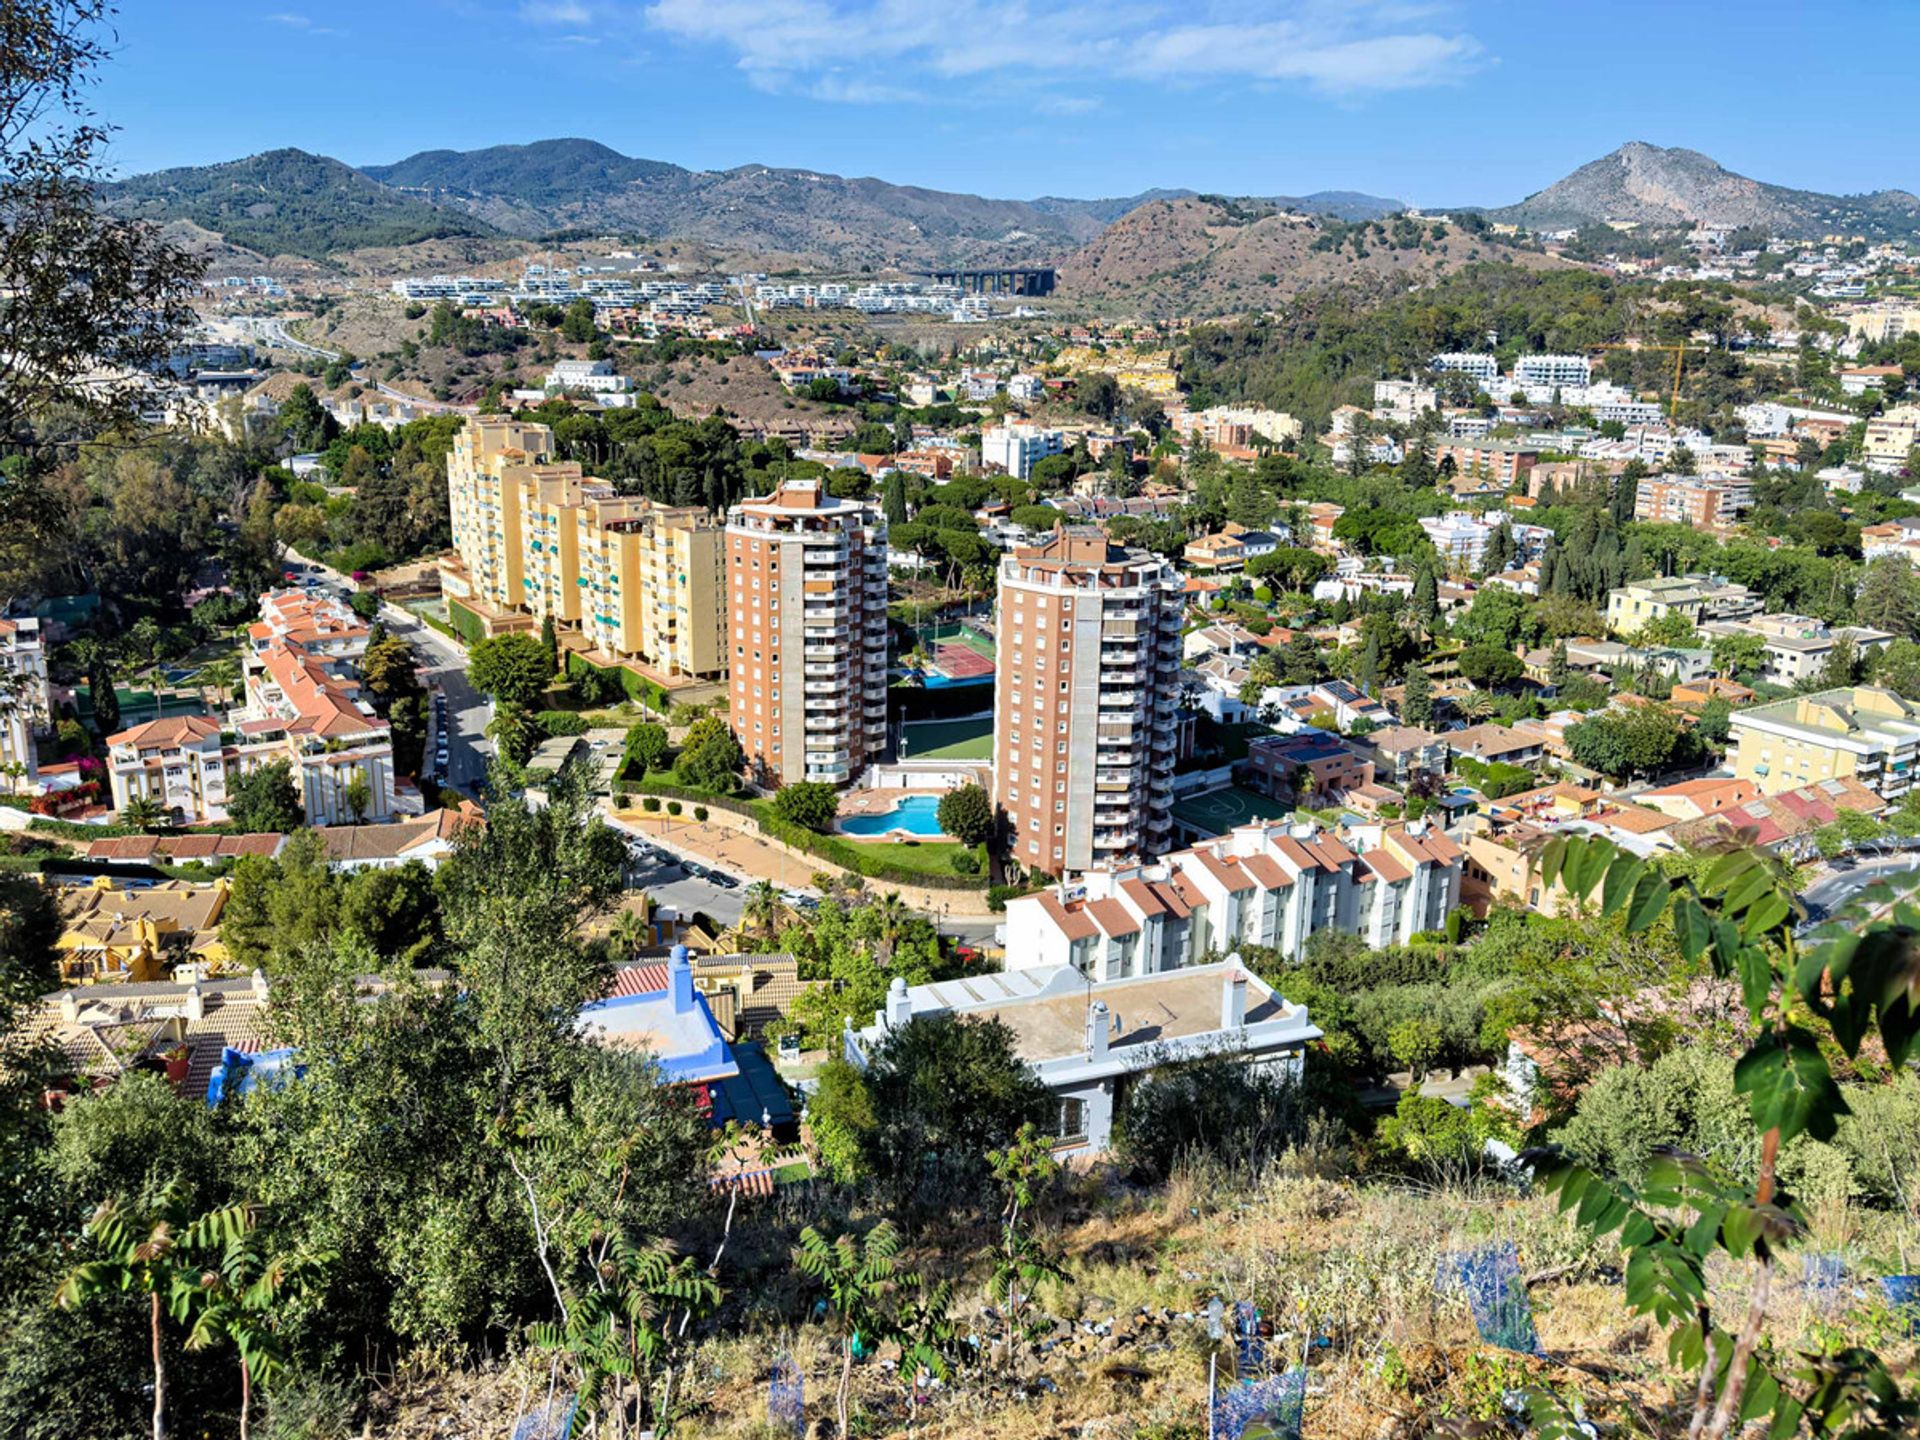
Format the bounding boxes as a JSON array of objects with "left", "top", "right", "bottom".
[
  {"left": 1548, "top": 642, "right": 1570, "bottom": 689},
  {"left": 1359, "top": 632, "right": 1381, "bottom": 694},
  {"left": 882, "top": 471, "right": 909, "bottom": 526},
  {"left": 1412, "top": 564, "right": 1439, "bottom": 637},
  {"left": 1401, "top": 665, "right": 1433, "bottom": 726},
  {"left": 539, "top": 613, "right": 560, "bottom": 677}
]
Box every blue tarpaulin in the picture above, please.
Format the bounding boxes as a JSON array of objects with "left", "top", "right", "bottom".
[
  {"left": 510, "top": 1395, "right": 576, "bottom": 1440},
  {"left": 205, "top": 1046, "right": 302, "bottom": 1106},
  {"left": 1212, "top": 1367, "right": 1305, "bottom": 1440},
  {"left": 1437, "top": 1243, "right": 1542, "bottom": 1355},
  {"left": 769, "top": 1355, "right": 803, "bottom": 1438}
]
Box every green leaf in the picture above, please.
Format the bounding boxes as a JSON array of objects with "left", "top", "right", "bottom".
[
  {"left": 1625, "top": 869, "right": 1671, "bottom": 934},
  {"left": 1734, "top": 943, "right": 1776, "bottom": 1020},
  {"left": 1671, "top": 896, "right": 1712, "bottom": 963},
  {"left": 1720, "top": 862, "right": 1777, "bottom": 919},
  {"left": 1740, "top": 891, "right": 1790, "bottom": 942},
  {"left": 1536, "top": 834, "right": 1569, "bottom": 891},
  {"left": 1733, "top": 1029, "right": 1849, "bottom": 1144},
  {"left": 1599, "top": 855, "right": 1645, "bottom": 920},
  {"left": 1704, "top": 848, "right": 1763, "bottom": 899},
  {"left": 1562, "top": 836, "right": 1610, "bottom": 902}
]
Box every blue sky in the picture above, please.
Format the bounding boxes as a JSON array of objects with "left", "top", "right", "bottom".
[{"left": 95, "top": 1, "right": 1915, "bottom": 206}]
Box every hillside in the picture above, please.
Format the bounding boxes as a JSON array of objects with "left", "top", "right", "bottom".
[
  {"left": 1057, "top": 199, "right": 1568, "bottom": 317},
  {"left": 1488, "top": 141, "right": 1920, "bottom": 238},
  {"left": 105, "top": 149, "right": 497, "bottom": 261}
]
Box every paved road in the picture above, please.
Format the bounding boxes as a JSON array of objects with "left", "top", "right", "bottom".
[
  {"left": 1800, "top": 853, "right": 1920, "bottom": 926},
  {"left": 290, "top": 560, "right": 493, "bottom": 796}
]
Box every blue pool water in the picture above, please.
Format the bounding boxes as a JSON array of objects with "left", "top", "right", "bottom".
[{"left": 839, "top": 794, "right": 948, "bottom": 837}]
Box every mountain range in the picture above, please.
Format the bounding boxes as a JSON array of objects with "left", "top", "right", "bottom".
[
  {"left": 103, "top": 138, "right": 1405, "bottom": 266},
  {"left": 101, "top": 139, "right": 1920, "bottom": 276}
]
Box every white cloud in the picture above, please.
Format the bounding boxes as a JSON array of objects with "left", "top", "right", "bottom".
[
  {"left": 521, "top": 0, "right": 594, "bottom": 22},
  {"left": 267, "top": 11, "right": 341, "bottom": 35},
  {"left": 636, "top": 0, "right": 1483, "bottom": 99}
]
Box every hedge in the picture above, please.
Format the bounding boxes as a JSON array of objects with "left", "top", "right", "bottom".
[
  {"left": 535, "top": 710, "right": 592, "bottom": 737},
  {"left": 445, "top": 597, "right": 488, "bottom": 647},
  {"left": 565, "top": 653, "right": 669, "bottom": 713}
]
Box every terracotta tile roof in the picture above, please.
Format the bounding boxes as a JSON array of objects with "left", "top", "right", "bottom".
[
  {"left": 108, "top": 715, "right": 222, "bottom": 748},
  {"left": 1589, "top": 804, "right": 1676, "bottom": 835},
  {"left": 1239, "top": 853, "right": 1290, "bottom": 889},
  {"left": 608, "top": 963, "right": 671, "bottom": 997},
  {"left": 1362, "top": 848, "right": 1411, "bottom": 883},
  {"left": 1147, "top": 879, "right": 1192, "bottom": 919},
  {"left": 1038, "top": 892, "right": 1099, "bottom": 941},
  {"left": 1087, "top": 898, "right": 1141, "bottom": 937},
  {"left": 1187, "top": 847, "right": 1255, "bottom": 891},
  {"left": 1120, "top": 878, "right": 1168, "bottom": 916},
  {"left": 258, "top": 643, "right": 386, "bottom": 740}
]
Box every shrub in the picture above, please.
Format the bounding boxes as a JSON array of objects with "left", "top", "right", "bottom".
[
  {"left": 666, "top": 800, "right": 682, "bottom": 816},
  {"left": 693, "top": 806, "right": 708, "bottom": 822},
  {"left": 949, "top": 850, "right": 980, "bottom": 875},
  {"left": 535, "top": 710, "right": 591, "bottom": 738},
  {"left": 935, "top": 783, "right": 994, "bottom": 847},
  {"left": 1117, "top": 1056, "right": 1318, "bottom": 1181},
  {"left": 642, "top": 796, "right": 661, "bottom": 813},
  {"left": 771, "top": 780, "right": 840, "bottom": 833}
]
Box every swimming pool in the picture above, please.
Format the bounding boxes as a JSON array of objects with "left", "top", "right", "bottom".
[{"left": 838, "top": 794, "right": 948, "bottom": 838}]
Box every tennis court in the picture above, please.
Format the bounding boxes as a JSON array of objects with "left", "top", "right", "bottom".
[
  {"left": 901, "top": 716, "right": 993, "bottom": 760},
  {"left": 934, "top": 642, "right": 994, "bottom": 679},
  {"left": 1171, "top": 786, "right": 1296, "bottom": 835}
]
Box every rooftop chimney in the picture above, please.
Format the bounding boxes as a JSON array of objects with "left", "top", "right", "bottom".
[
  {"left": 884, "top": 976, "right": 913, "bottom": 1029},
  {"left": 250, "top": 968, "right": 270, "bottom": 1001},
  {"left": 185, "top": 984, "right": 205, "bottom": 1022},
  {"left": 1221, "top": 966, "right": 1248, "bottom": 1031},
  {"left": 669, "top": 944, "right": 695, "bottom": 1014},
  {"left": 1086, "top": 999, "right": 1110, "bottom": 1060},
  {"left": 59, "top": 991, "right": 78, "bottom": 1023}
]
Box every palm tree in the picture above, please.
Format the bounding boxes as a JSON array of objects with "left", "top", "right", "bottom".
[
  {"left": 869, "top": 891, "right": 909, "bottom": 965},
  {"left": 742, "top": 879, "right": 783, "bottom": 947},
  {"left": 1458, "top": 690, "right": 1496, "bottom": 722},
  {"left": 199, "top": 658, "right": 240, "bottom": 710},
  {"left": 608, "top": 906, "right": 652, "bottom": 958},
  {"left": 56, "top": 1183, "right": 256, "bottom": 1440},
  {"left": 122, "top": 794, "right": 168, "bottom": 833},
  {"left": 793, "top": 1222, "right": 908, "bottom": 1440}
]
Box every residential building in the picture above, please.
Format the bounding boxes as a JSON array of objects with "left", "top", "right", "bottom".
[
  {"left": 993, "top": 527, "right": 1183, "bottom": 876},
  {"left": 1847, "top": 305, "right": 1920, "bottom": 344},
  {"left": 1839, "top": 364, "right": 1903, "bottom": 396},
  {"left": 1513, "top": 354, "right": 1592, "bottom": 389},
  {"left": 236, "top": 641, "right": 396, "bottom": 827},
  {"left": 726, "top": 479, "right": 889, "bottom": 788},
  {"left": 105, "top": 717, "right": 236, "bottom": 825},
  {"left": 1001, "top": 817, "right": 1463, "bottom": 974},
  {"left": 1430, "top": 353, "right": 1498, "bottom": 383},
  {"left": 1183, "top": 521, "right": 1282, "bottom": 572},
  {"left": 845, "top": 960, "right": 1319, "bottom": 1157},
  {"left": 1636, "top": 777, "right": 1761, "bottom": 821},
  {"left": 1306, "top": 680, "right": 1391, "bottom": 731},
  {"left": 1450, "top": 724, "right": 1547, "bottom": 768},
  {"left": 0, "top": 616, "right": 49, "bottom": 791},
  {"left": 577, "top": 946, "right": 740, "bottom": 1086},
  {"left": 1632, "top": 473, "right": 1753, "bottom": 528},
  {"left": 53, "top": 879, "right": 231, "bottom": 985},
  {"left": 1429, "top": 438, "right": 1541, "bottom": 486},
  {"left": 1604, "top": 574, "right": 1761, "bottom": 633},
  {"left": 1729, "top": 685, "right": 1920, "bottom": 799},
  {"left": 316, "top": 804, "right": 479, "bottom": 870},
  {"left": 1669, "top": 777, "right": 1886, "bottom": 858},
  {"left": 1418, "top": 511, "right": 1496, "bottom": 570},
  {"left": 1348, "top": 724, "right": 1450, "bottom": 786},
  {"left": 445, "top": 419, "right": 727, "bottom": 678},
  {"left": 1241, "top": 732, "right": 1373, "bottom": 804},
  {"left": 546, "top": 358, "right": 633, "bottom": 396},
  {"left": 1863, "top": 407, "right": 1920, "bottom": 471},
  {"left": 1373, "top": 379, "right": 1437, "bottom": 425},
  {"left": 981, "top": 422, "right": 1064, "bottom": 480},
  {"left": 85, "top": 833, "right": 286, "bottom": 867}
]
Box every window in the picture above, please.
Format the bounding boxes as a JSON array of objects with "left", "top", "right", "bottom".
[{"left": 1055, "top": 1097, "right": 1087, "bottom": 1142}]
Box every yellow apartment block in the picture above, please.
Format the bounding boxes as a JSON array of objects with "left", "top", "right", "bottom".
[
  {"left": 1727, "top": 685, "right": 1920, "bottom": 799},
  {"left": 446, "top": 418, "right": 725, "bottom": 679}
]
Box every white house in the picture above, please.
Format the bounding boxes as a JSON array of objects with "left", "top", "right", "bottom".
[{"left": 846, "top": 960, "right": 1320, "bottom": 1156}]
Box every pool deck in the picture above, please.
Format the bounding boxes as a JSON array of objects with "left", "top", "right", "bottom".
[{"left": 836, "top": 788, "right": 953, "bottom": 838}]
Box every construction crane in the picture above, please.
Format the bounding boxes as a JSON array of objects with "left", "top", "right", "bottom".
[{"left": 1592, "top": 341, "right": 1710, "bottom": 420}]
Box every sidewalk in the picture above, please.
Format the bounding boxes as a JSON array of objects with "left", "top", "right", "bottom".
[{"left": 609, "top": 806, "right": 996, "bottom": 919}]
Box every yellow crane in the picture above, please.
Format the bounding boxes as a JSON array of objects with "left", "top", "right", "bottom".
[{"left": 1592, "top": 340, "right": 1709, "bottom": 420}]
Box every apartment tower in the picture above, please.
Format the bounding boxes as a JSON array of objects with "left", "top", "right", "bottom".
[
  {"left": 725, "top": 479, "right": 889, "bottom": 787},
  {"left": 993, "top": 527, "right": 1183, "bottom": 877},
  {"left": 445, "top": 417, "right": 726, "bottom": 678}
]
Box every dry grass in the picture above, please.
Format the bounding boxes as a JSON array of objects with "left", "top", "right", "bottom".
[{"left": 364, "top": 1164, "right": 1920, "bottom": 1440}]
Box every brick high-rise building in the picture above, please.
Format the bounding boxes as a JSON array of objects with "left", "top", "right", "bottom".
[
  {"left": 993, "top": 528, "right": 1183, "bottom": 877},
  {"left": 444, "top": 417, "right": 725, "bottom": 678},
  {"left": 726, "top": 480, "right": 889, "bottom": 787}
]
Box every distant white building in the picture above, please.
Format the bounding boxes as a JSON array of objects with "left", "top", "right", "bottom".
[
  {"left": 0, "top": 617, "right": 50, "bottom": 793},
  {"left": 981, "top": 422, "right": 1065, "bottom": 480},
  {"left": 546, "top": 359, "right": 633, "bottom": 396},
  {"left": 1514, "top": 354, "right": 1593, "bottom": 389},
  {"left": 1431, "top": 353, "right": 1498, "bottom": 383}
]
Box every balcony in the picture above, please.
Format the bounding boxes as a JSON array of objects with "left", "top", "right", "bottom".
[
  {"left": 804, "top": 624, "right": 849, "bottom": 643},
  {"left": 804, "top": 661, "right": 847, "bottom": 678},
  {"left": 1093, "top": 828, "right": 1141, "bottom": 850},
  {"left": 803, "top": 607, "right": 845, "bottom": 625},
  {"left": 1098, "top": 690, "right": 1139, "bottom": 709},
  {"left": 805, "top": 712, "right": 844, "bottom": 730},
  {"left": 804, "top": 679, "right": 849, "bottom": 697}
]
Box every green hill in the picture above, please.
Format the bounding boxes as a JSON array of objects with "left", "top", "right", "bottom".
[{"left": 106, "top": 148, "right": 497, "bottom": 260}]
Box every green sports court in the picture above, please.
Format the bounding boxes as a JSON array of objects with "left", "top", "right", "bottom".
[
  {"left": 1171, "top": 786, "right": 1297, "bottom": 836},
  {"left": 900, "top": 716, "right": 993, "bottom": 760}
]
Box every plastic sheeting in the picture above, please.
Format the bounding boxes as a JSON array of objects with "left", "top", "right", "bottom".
[
  {"left": 510, "top": 1395, "right": 576, "bottom": 1440},
  {"left": 1436, "top": 1243, "right": 1542, "bottom": 1356},
  {"left": 1882, "top": 1275, "right": 1920, "bottom": 1337},
  {"left": 1212, "top": 1366, "right": 1306, "bottom": 1440},
  {"left": 769, "top": 1355, "right": 804, "bottom": 1438},
  {"left": 204, "top": 1046, "right": 302, "bottom": 1107}
]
